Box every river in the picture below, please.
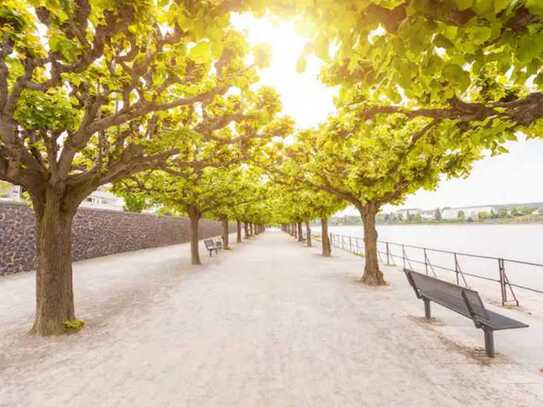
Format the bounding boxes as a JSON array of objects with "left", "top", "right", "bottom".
[{"left": 327, "top": 224, "right": 543, "bottom": 294}]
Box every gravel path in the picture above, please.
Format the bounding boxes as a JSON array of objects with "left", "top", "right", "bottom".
[{"left": 1, "top": 231, "right": 543, "bottom": 406}]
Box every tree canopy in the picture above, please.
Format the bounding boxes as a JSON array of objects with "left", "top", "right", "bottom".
[{"left": 2, "top": 0, "right": 541, "bottom": 336}]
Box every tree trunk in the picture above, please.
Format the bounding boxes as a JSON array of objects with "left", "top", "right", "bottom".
[
  {"left": 250, "top": 223, "right": 254, "bottom": 236},
  {"left": 297, "top": 222, "right": 303, "bottom": 242},
  {"left": 359, "top": 203, "right": 385, "bottom": 285},
  {"left": 305, "top": 221, "right": 312, "bottom": 247},
  {"left": 244, "top": 222, "right": 249, "bottom": 239},
  {"left": 236, "top": 220, "right": 242, "bottom": 243},
  {"left": 31, "top": 191, "right": 77, "bottom": 336},
  {"left": 222, "top": 218, "right": 230, "bottom": 249},
  {"left": 188, "top": 208, "right": 201, "bottom": 265},
  {"left": 321, "top": 217, "right": 331, "bottom": 257}
]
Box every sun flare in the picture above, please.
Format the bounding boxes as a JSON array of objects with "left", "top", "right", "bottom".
[{"left": 232, "top": 14, "right": 337, "bottom": 129}]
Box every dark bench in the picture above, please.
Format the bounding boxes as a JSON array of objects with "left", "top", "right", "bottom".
[
  {"left": 404, "top": 268, "right": 528, "bottom": 357},
  {"left": 215, "top": 239, "right": 223, "bottom": 250},
  {"left": 204, "top": 239, "right": 219, "bottom": 256}
]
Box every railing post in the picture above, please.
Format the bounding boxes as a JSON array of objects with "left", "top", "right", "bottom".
[
  {"left": 386, "top": 242, "right": 391, "bottom": 265},
  {"left": 498, "top": 258, "right": 507, "bottom": 306},
  {"left": 402, "top": 244, "right": 406, "bottom": 269},
  {"left": 424, "top": 248, "right": 429, "bottom": 275},
  {"left": 454, "top": 253, "right": 460, "bottom": 285}
]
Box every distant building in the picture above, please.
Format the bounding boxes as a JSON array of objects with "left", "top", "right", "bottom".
[
  {"left": 420, "top": 210, "right": 435, "bottom": 220},
  {"left": 441, "top": 206, "right": 497, "bottom": 220},
  {"left": 0, "top": 185, "right": 22, "bottom": 201},
  {"left": 396, "top": 208, "right": 422, "bottom": 218},
  {"left": 1, "top": 183, "right": 124, "bottom": 211},
  {"left": 81, "top": 189, "right": 124, "bottom": 211}
]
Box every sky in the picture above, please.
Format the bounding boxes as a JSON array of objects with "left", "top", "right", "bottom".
[{"left": 232, "top": 14, "right": 543, "bottom": 213}]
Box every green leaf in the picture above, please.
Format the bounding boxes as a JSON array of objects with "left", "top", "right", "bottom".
[
  {"left": 473, "top": 0, "right": 493, "bottom": 14},
  {"left": 526, "top": 0, "right": 543, "bottom": 17},
  {"left": 442, "top": 63, "right": 470, "bottom": 91},
  {"left": 516, "top": 33, "right": 543, "bottom": 64},
  {"left": 468, "top": 26, "right": 492, "bottom": 43},
  {"left": 189, "top": 42, "right": 211, "bottom": 63},
  {"left": 494, "top": 0, "right": 509, "bottom": 13},
  {"left": 454, "top": 0, "right": 473, "bottom": 11}
]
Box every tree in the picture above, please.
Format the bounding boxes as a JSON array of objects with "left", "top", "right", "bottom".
[
  {"left": 458, "top": 210, "right": 466, "bottom": 220},
  {"left": 273, "top": 111, "right": 482, "bottom": 285},
  {"left": 219, "top": 167, "right": 270, "bottom": 244},
  {"left": 117, "top": 166, "right": 240, "bottom": 265},
  {"left": 265, "top": 181, "right": 345, "bottom": 256},
  {"left": 206, "top": 167, "right": 269, "bottom": 250},
  {"left": 289, "top": 1, "right": 543, "bottom": 133},
  {"left": 114, "top": 87, "right": 292, "bottom": 264},
  {"left": 122, "top": 194, "right": 146, "bottom": 213},
  {"left": 434, "top": 208, "right": 442, "bottom": 221},
  {"left": 0, "top": 0, "right": 270, "bottom": 335}
]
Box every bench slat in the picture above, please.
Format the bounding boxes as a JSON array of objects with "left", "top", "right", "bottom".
[
  {"left": 421, "top": 290, "right": 472, "bottom": 319},
  {"left": 485, "top": 310, "right": 529, "bottom": 330}
]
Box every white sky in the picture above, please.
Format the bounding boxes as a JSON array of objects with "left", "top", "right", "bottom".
[{"left": 233, "top": 14, "right": 543, "bottom": 213}]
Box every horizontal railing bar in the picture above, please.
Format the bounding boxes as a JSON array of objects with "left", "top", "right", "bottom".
[
  {"left": 329, "top": 233, "right": 543, "bottom": 269},
  {"left": 328, "top": 232, "right": 543, "bottom": 298}
]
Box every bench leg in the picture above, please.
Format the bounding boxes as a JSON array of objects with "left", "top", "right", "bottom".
[
  {"left": 209, "top": 250, "right": 213, "bottom": 257},
  {"left": 483, "top": 328, "right": 495, "bottom": 358},
  {"left": 423, "top": 298, "right": 431, "bottom": 320}
]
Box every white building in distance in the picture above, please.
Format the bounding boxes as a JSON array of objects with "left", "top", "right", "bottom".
[
  {"left": 441, "top": 206, "right": 497, "bottom": 220},
  {"left": 1, "top": 184, "right": 124, "bottom": 211}
]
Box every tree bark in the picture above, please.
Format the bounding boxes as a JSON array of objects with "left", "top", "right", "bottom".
[
  {"left": 250, "top": 223, "right": 254, "bottom": 236},
  {"left": 305, "top": 221, "right": 312, "bottom": 247},
  {"left": 244, "top": 222, "right": 249, "bottom": 238},
  {"left": 359, "top": 203, "right": 386, "bottom": 285},
  {"left": 31, "top": 191, "right": 77, "bottom": 336},
  {"left": 236, "top": 220, "right": 242, "bottom": 243},
  {"left": 222, "top": 218, "right": 230, "bottom": 249},
  {"left": 188, "top": 207, "right": 201, "bottom": 265},
  {"left": 297, "top": 222, "right": 303, "bottom": 242},
  {"left": 321, "top": 217, "right": 331, "bottom": 257}
]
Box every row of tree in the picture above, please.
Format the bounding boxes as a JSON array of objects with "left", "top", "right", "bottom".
[
  {"left": 258, "top": 0, "right": 543, "bottom": 284},
  {"left": 0, "top": 0, "right": 285, "bottom": 335},
  {"left": 2, "top": 1, "right": 542, "bottom": 335}
]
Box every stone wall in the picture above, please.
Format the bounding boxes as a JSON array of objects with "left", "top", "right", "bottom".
[{"left": 0, "top": 201, "right": 228, "bottom": 275}]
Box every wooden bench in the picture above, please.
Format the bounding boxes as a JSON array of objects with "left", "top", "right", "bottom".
[
  {"left": 204, "top": 239, "right": 219, "bottom": 256},
  {"left": 404, "top": 268, "right": 528, "bottom": 357}
]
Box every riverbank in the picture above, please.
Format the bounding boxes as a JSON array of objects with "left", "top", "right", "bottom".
[{"left": 375, "top": 216, "right": 543, "bottom": 226}]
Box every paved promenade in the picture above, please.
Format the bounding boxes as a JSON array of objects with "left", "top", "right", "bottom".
[{"left": 1, "top": 231, "right": 543, "bottom": 406}]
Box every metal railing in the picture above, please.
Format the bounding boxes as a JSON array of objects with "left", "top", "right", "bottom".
[{"left": 329, "top": 232, "right": 543, "bottom": 307}]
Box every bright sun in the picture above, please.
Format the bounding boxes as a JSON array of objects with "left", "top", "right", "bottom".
[{"left": 231, "top": 14, "right": 337, "bottom": 129}]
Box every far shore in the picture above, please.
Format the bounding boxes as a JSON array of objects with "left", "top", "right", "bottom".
[{"left": 328, "top": 217, "right": 543, "bottom": 227}]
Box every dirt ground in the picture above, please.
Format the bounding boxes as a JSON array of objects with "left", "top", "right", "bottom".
[{"left": 1, "top": 231, "right": 542, "bottom": 407}]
